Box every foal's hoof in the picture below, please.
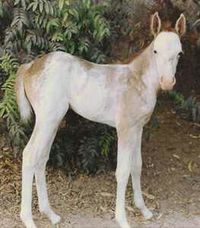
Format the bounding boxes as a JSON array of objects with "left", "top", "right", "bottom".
[
  {"left": 51, "top": 214, "right": 61, "bottom": 225},
  {"left": 23, "top": 219, "right": 37, "bottom": 228},
  {"left": 142, "top": 209, "right": 153, "bottom": 220},
  {"left": 48, "top": 212, "right": 61, "bottom": 225},
  {"left": 41, "top": 209, "right": 61, "bottom": 225},
  {"left": 116, "top": 221, "right": 131, "bottom": 228},
  {"left": 115, "top": 216, "right": 131, "bottom": 228},
  {"left": 20, "top": 213, "right": 37, "bottom": 228}
]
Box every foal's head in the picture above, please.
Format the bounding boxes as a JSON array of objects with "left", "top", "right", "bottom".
[{"left": 151, "top": 12, "right": 186, "bottom": 91}]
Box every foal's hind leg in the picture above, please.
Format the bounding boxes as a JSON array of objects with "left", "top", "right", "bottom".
[
  {"left": 21, "top": 105, "right": 68, "bottom": 228},
  {"left": 35, "top": 127, "right": 61, "bottom": 225},
  {"left": 21, "top": 141, "right": 37, "bottom": 228}
]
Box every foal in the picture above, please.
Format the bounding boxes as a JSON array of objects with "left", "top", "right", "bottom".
[{"left": 15, "top": 12, "right": 186, "bottom": 228}]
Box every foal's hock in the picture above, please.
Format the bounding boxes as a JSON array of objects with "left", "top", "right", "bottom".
[{"left": 16, "top": 12, "right": 186, "bottom": 228}]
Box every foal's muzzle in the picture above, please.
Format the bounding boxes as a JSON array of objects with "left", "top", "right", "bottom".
[{"left": 160, "top": 76, "right": 176, "bottom": 91}]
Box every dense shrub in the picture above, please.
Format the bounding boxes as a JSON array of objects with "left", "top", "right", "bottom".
[
  {"left": 49, "top": 113, "right": 117, "bottom": 174},
  {"left": 104, "top": 0, "right": 154, "bottom": 61},
  {"left": 0, "top": 0, "right": 110, "bottom": 62},
  {"left": 0, "top": 0, "right": 114, "bottom": 173},
  {"left": 0, "top": 53, "right": 28, "bottom": 147},
  {"left": 169, "top": 91, "right": 200, "bottom": 123},
  {"left": 0, "top": 0, "right": 110, "bottom": 140}
]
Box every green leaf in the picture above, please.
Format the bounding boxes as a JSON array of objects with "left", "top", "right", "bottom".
[
  {"left": 39, "top": 0, "right": 44, "bottom": 13},
  {"left": 58, "top": 0, "right": 65, "bottom": 11}
]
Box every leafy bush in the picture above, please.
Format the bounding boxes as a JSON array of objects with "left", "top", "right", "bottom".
[
  {"left": 0, "top": 0, "right": 110, "bottom": 62},
  {"left": 182, "top": 96, "right": 200, "bottom": 123},
  {"left": 168, "top": 90, "right": 185, "bottom": 107},
  {"left": 0, "top": 0, "right": 110, "bottom": 128},
  {"left": 0, "top": 53, "right": 28, "bottom": 147},
  {"left": 0, "top": 0, "right": 113, "bottom": 173},
  {"left": 104, "top": 0, "right": 161, "bottom": 60},
  {"left": 49, "top": 113, "right": 116, "bottom": 174},
  {"left": 169, "top": 91, "right": 200, "bottom": 123}
]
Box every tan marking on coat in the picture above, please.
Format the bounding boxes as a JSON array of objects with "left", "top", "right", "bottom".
[
  {"left": 79, "top": 58, "right": 94, "bottom": 71},
  {"left": 15, "top": 64, "right": 30, "bottom": 106},
  {"left": 24, "top": 54, "right": 49, "bottom": 79},
  {"left": 20, "top": 55, "right": 49, "bottom": 105},
  {"left": 128, "top": 45, "right": 151, "bottom": 91}
]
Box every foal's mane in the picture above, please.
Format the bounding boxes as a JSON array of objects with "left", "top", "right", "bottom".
[{"left": 126, "top": 43, "right": 151, "bottom": 64}]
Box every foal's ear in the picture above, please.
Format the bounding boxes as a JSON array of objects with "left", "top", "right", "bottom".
[
  {"left": 175, "top": 14, "right": 186, "bottom": 37},
  {"left": 151, "top": 12, "right": 161, "bottom": 37}
]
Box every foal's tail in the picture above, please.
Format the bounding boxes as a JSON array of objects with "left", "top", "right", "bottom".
[{"left": 15, "top": 64, "right": 32, "bottom": 122}]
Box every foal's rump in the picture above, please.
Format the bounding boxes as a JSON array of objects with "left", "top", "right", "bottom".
[{"left": 15, "top": 52, "right": 72, "bottom": 120}]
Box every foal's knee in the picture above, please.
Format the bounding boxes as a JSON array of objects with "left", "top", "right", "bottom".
[
  {"left": 22, "top": 144, "right": 48, "bottom": 171},
  {"left": 132, "top": 159, "right": 142, "bottom": 174},
  {"left": 115, "top": 166, "right": 130, "bottom": 183},
  {"left": 22, "top": 147, "right": 37, "bottom": 171},
  {"left": 131, "top": 167, "right": 142, "bottom": 178}
]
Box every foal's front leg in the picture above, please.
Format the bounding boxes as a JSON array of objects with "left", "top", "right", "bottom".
[
  {"left": 115, "top": 127, "right": 139, "bottom": 228},
  {"left": 131, "top": 127, "right": 153, "bottom": 219}
]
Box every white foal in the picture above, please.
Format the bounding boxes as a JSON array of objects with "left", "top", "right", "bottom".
[{"left": 15, "top": 12, "right": 186, "bottom": 228}]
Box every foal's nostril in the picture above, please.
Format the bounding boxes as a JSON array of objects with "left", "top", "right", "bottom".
[
  {"left": 160, "top": 76, "right": 176, "bottom": 87},
  {"left": 172, "top": 77, "right": 176, "bottom": 85}
]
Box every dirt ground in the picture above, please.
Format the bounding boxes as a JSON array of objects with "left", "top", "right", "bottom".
[{"left": 0, "top": 101, "right": 200, "bottom": 228}]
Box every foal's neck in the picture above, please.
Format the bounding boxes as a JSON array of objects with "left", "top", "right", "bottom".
[{"left": 128, "top": 41, "right": 160, "bottom": 96}]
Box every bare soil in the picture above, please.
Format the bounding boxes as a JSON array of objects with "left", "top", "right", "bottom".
[{"left": 0, "top": 101, "right": 200, "bottom": 228}]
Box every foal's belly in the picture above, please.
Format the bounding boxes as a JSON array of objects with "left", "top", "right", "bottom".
[{"left": 68, "top": 75, "right": 116, "bottom": 127}]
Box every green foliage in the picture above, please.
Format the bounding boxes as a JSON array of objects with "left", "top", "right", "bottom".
[
  {"left": 168, "top": 90, "right": 185, "bottom": 107},
  {"left": 0, "top": 54, "right": 27, "bottom": 146},
  {"left": 0, "top": 0, "right": 112, "bottom": 173},
  {"left": 104, "top": 0, "right": 154, "bottom": 59},
  {"left": 78, "top": 136, "right": 99, "bottom": 174},
  {"left": 182, "top": 96, "right": 200, "bottom": 123},
  {"left": 99, "top": 128, "right": 115, "bottom": 157},
  {"left": 0, "top": 53, "right": 19, "bottom": 74},
  {"left": 48, "top": 113, "right": 117, "bottom": 174},
  {"left": 1, "top": 0, "right": 110, "bottom": 63},
  {"left": 169, "top": 91, "right": 200, "bottom": 124}
]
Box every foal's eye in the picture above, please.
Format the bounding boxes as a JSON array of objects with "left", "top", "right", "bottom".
[
  {"left": 178, "top": 52, "right": 183, "bottom": 58},
  {"left": 154, "top": 50, "right": 157, "bottom": 54}
]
